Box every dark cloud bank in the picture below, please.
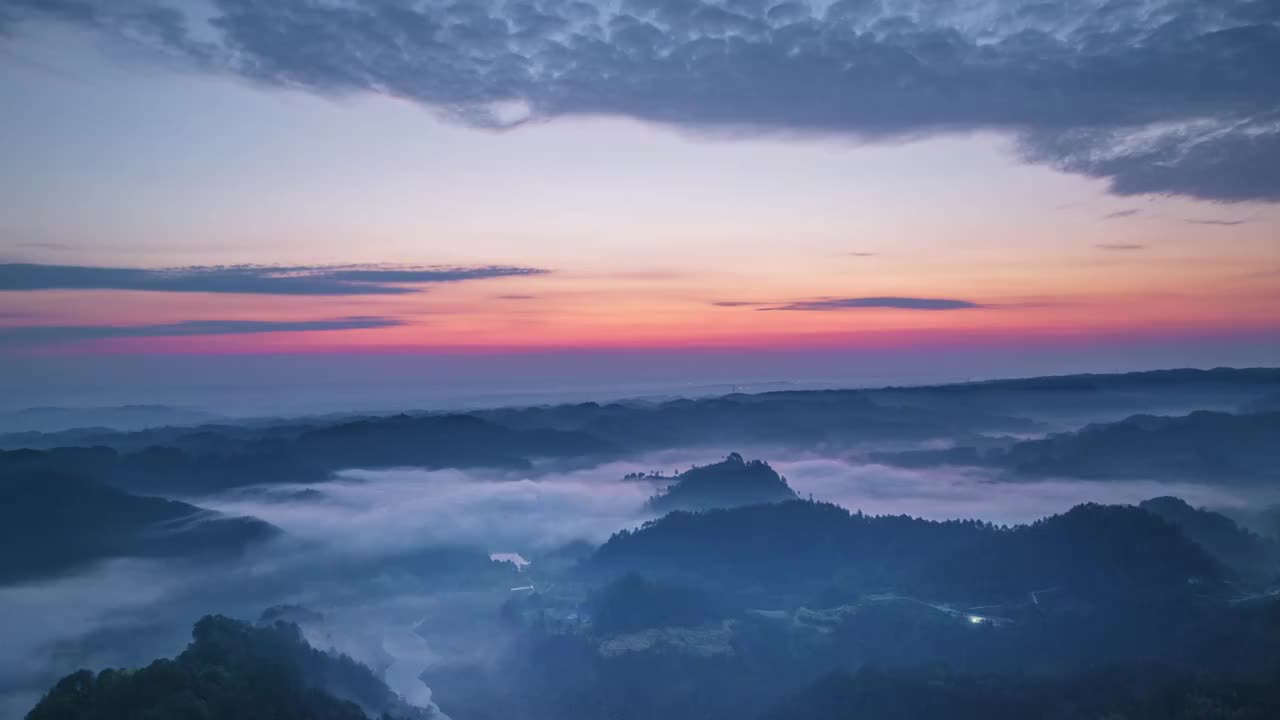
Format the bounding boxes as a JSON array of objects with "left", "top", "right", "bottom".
[
  {"left": 0, "top": 262, "right": 546, "bottom": 295},
  {"left": 3, "top": 0, "right": 1279, "bottom": 202},
  {"left": 757, "top": 296, "right": 983, "bottom": 310},
  {"left": 1186, "top": 218, "right": 1251, "bottom": 226},
  {"left": 0, "top": 262, "right": 548, "bottom": 346},
  {"left": 0, "top": 317, "right": 402, "bottom": 344}
]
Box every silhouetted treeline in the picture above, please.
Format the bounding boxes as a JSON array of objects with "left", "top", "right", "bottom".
[
  {"left": 595, "top": 500, "right": 1222, "bottom": 603},
  {"left": 646, "top": 453, "right": 796, "bottom": 512},
  {"left": 1140, "top": 496, "right": 1279, "bottom": 579},
  {"left": 25, "top": 615, "right": 434, "bottom": 720}
]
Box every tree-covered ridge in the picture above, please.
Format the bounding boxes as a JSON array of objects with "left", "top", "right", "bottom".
[
  {"left": 646, "top": 453, "right": 797, "bottom": 513},
  {"left": 0, "top": 471, "right": 277, "bottom": 584},
  {"left": 25, "top": 615, "right": 434, "bottom": 720},
  {"left": 919, "top": 502, "right": 1223, "bottom": 602},
  {"left": 598, "top": 500, "right": 986, "bottom": 593},
  {"left": 999, "top": 410, "right": 1280, "bottom": 482},
  {"left": 597, "top": 500, "right": 1223, "bottom": 603},
  {"left": 1139, "top": 496, "right": 1279, "bottom": 580}
]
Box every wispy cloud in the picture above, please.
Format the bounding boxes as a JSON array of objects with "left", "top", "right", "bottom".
[
  {"left": 1095, "top": 243, "right": 1146, "bottom": 251},
  {"left": 0, "top": 263, "right": 548, "bottom": 296},
  {"left": 712, "top": 301, "right": 767, "bottom": 308},
  {"left": 761, "top": 297, "right": 984, "bottom": 311},
  {"left": 848, "top": 252, "right": 878, "bottom": 257},
  {"left": 0, "top": 317, "right": 402, "bottom": 344},
  {"left": 1103, "top": 209, "right": 1140, "bottom": 220},
  {"left": 1185, "top": 218, "right": 1249, "bottom": 226}
]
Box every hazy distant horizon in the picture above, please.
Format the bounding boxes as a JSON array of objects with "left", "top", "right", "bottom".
[{"left": 3, "top": 342, "right": 1277, "bottom": 421}]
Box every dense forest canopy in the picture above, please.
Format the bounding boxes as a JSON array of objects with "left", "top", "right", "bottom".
[{"left": 25, "top": 616, "right": 433, "bottom": 720}]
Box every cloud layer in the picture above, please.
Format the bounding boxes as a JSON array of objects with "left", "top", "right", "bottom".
[
  {"left": 0, "top": 317, "right": 402, "bottom": 344},
  {"left": 0, "top": 263, "right": 547, "bottom": 295},
  {"left": 4, "top": 0, "right": 1279, "bottom": 201},
  {"left": 1186, "top": 218, "right": 1250, "bottom": 226},
  {"left": 762, "top": 296, "right": 983, "bottom": 311}
]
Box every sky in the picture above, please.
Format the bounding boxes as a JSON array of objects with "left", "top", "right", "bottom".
[{"left": 1, "top": 0, "right": 1278, "bottom": 407}]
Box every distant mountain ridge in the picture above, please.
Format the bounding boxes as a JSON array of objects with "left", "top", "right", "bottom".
[
  {"left": 0, "top": 404, "right": 220, "bottom": 434},
  {"left": 2, "top": 367, "right": 1277, "bottom": 498},
  {"left": 0, "top": 413, "right": 612, "bottom": 494},
  {"left": 877, "top": 366, "right": 1280, "bottom": 393},
  {"left": 875, "top": 409, "right": 1280, "bottom": 484}
]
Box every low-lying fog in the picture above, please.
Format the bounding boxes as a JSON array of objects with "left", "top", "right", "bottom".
[
  {"left": 3, "top": 449, "right": 1276, "bottom": 719},
  {"left": 207, "top": 450, "right": 1269, "bottom": 547}
]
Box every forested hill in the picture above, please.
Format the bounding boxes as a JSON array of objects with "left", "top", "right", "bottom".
[
  {"left": 595, "top": 500, "right": 1223, "bottom": 602},
  {"left": 25, "top": 615, "right": 435, "bottom": 720},
  {"left": 646, "top": 453, "right": 797, "bottom": 512},
  {"left": 0, "top": 471, "right": 277, "bottom": 584}
]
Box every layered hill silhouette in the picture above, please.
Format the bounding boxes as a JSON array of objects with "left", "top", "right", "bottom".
[
  {"left": 1139, "top": 496, "right": 1279, "bottom": 579},
  {"left": 3, "top": 368, "right": 1278, "bottom": 498},
  {"left": 876, "top": 410, "right": 1280, "bottom": 484},
  {"left": 0, "top": 413, "right": 611, "bottom": 494},
  {"left": 0, "top": 471, "right": 277, "bottom": 584}
]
